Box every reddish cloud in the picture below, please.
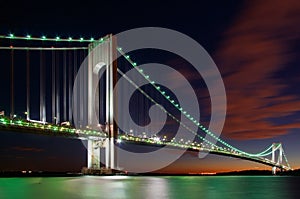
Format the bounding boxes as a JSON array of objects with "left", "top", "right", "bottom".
[
  {"left": 11, "top": 146, "right": 44, "bottom": 152},
  {"left": 215, "top": 0, "right": 300, "bottom": 140}
]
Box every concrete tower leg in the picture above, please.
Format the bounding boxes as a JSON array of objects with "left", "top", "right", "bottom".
[
  {"left": 272, "top": 143, "right": 276, "bottom": 174},
  {"left": 271, "top": 143, "right": 283, "bottom": 175},
  {"left": 87, "top": 35, "right": 117, "bottom": 170},
  {"left": 87, "top": 140, "right": 101, "bottom": 169},
  {"left": 272, "top": 166, "right": 276, "bottom": 175}
]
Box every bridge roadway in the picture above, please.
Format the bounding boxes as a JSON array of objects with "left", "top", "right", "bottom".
[
  {"left": 0, "top": 116, "right": 106, "bottom": 140},
  {"left": 0, "top": 116, "right": 290, "bottom": 171},
  {"left": 118, "top": 135, "right": 291, "bottom": 171}
]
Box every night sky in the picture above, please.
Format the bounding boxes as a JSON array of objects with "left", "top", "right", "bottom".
[{"left": 1, "top": 0, "right": 300, "bottom": 173}]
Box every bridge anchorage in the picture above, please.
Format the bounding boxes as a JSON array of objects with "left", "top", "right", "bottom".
[{"left": 0, "top": 33, "right": 293, "bottom": 175}]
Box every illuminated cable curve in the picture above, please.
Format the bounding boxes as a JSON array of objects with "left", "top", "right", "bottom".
[
  {"left": 116, "top": 47, "right": 290, "bottom": 160},
  {"left": 117, "top": 64, "right": 290, "bottom": 168},
  {"left": 117, "top": 68, "right": 219, "bottom": 149}
]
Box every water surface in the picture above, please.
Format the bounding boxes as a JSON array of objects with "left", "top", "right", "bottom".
[{"left": 0, "top": 176, "right": 299, "bottom": 199}]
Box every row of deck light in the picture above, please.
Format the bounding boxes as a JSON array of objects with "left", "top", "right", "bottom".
[
  {"left": 119, "top": 134, "right": 216, "bottom": 151},
  {"left": 0, "top": 117, "right": 104, "bottom": 137}
]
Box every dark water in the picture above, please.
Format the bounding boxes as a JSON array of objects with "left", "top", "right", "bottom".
[{"left": 0, "top": 176, "right": 299, "bottom": 199}]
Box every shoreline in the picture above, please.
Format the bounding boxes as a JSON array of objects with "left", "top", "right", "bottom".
[{"left": 0, "top": 169, "right": 299, "bottom": 177}]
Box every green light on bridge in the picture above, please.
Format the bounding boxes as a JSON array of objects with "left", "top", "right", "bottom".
[
  {"left": 16, "top": 120, "right": 22, "bottom": 125},
  {"left": 0, "top": 33, "right": 106, "bottom": 43}
]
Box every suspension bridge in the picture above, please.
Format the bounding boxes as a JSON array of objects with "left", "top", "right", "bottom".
[{"left": 0, "top": 33, "right": 292, "bottom": 175}]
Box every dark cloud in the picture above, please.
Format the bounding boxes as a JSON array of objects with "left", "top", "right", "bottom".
[{"left": 215, "top": 0, "right": 300, "bottom": 140}]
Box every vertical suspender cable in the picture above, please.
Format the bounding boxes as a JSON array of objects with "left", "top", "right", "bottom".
[
  {"left": 39, "top": 50, "right": 43, "bottom": 121},
  {"left": 137, "top": 68, "right": 140, "bottom": 135},
  {"left": 146, "top": 83, "right": 149, "bottom": 136},
  {"left": 26, "top": 50, "right": 30, "bottom": 120},
  {"left": 52, "top": 50, "right": 56, "bottom": 124},
  {"left": 75, "top": 49, "right": 82, "bottom": 127},
  {"left": 63, "top": 50, "right": 67, "bottom": 122},
  {"left": 40, "top": 50, "right": 46, "bottom": 122},
  {"left": 79, "top": 48, "right": 84, "bottom": 125},
  {"left": 68, "top": 50, "right": 73, "bottom": 123},
  {"left": 10, "top": 48, "right": 14, "bottom": 118},
  {"left": 43, "top": 51, "right": 46, "bottom": 122},
  {"left": 56, "top": 51, "right": 60, "bottom": 124},
  {"left": 77, "top": 49, "right": 81, "bottom": 126}
]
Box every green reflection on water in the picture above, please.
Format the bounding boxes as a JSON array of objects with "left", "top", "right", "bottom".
[{"left": 0, "top": 176, "right": 297, "bottom": 199}]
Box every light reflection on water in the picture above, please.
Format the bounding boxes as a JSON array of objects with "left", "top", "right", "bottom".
[{"left": 0, "top": 176, "right": 299, "bottom": 199}]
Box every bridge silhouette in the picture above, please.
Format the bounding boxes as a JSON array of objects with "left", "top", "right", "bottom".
[{"left": 0, "top": 33, "right": 292, "bottom": 174}]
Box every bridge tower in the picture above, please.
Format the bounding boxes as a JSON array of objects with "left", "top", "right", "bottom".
[
  {"left": 86, "top": 34, "right": 118, "bottom": 172},
  {"left": 271, "top": 143, "right": 283, "bottom": 175}
]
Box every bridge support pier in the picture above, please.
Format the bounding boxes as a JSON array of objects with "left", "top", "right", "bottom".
[
  {"left": 86, "top": 138, "right": 116, "bottom": 174},
  {"left": 271, "top": 143, "right": 283, "bottom": 175},
  {"left": 87, "top": 139, "right": 101, "bottom": 169},
  {"left": 105, "top": 138, "right": 115, "bottom": 169},
  {"left": 272, "top": 166, "right": 277, "bottom": 175}
]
